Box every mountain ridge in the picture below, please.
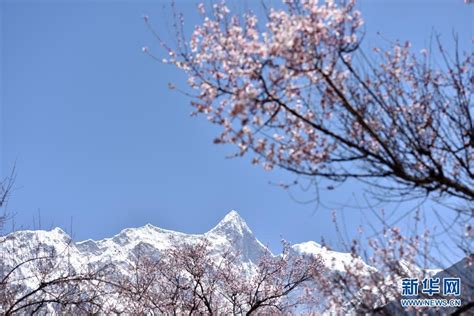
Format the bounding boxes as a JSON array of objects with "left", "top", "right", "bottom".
[
  {"left": 1, "top": 210, "right": 371, "bottom": 270},
  {"left": 2, "top": 210, "right": 472, "bottom": 314}
]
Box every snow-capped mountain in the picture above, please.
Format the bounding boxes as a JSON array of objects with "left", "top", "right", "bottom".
[
  {"left": 1, "top": 210, "right": 470, "bottom": 315},
  {"left": 72, "top": 210, "right": 268, "bottom": 266},
  {"left": 0, "top": 210, "right": 371, "bottom": 277},
  {"left": 0, "top": 210, "right": 373, "bottom": 314},
  {"left": 291, "top": 240, "right": 374, "bottom": 274}
]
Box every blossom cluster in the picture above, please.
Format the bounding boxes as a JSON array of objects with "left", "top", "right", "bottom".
[{"left": 156, "top": 0, "right": 473, "bottom": 203}]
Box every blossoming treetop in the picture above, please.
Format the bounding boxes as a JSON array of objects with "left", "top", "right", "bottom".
[{"left": 149, "top": 0, "right": 473, "bottom": 213}]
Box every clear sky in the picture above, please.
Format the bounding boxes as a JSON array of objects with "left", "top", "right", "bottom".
[{"left": 1, "top": 0, "right": 472, "bottom": 257}]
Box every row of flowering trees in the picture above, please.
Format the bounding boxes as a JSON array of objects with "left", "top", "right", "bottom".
[
  {"left": 0, "top": 230, "right": 323, "bottom": 314},
  {"left": 114, "top": 240, "right": 322, "bottom": 314}
]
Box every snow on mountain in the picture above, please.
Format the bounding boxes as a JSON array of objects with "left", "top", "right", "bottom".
[
  {"left": 291, "top": 240, "right": 374, "bottom": 274},
  {"left": 205, "top": 210, "right": 269, "bottom": 262},
  {"left": 1, "top": 210, "right": 373, "bottom": 281},
  {"left": 71, "top": 210, "right": 269, "bottom": 267},
  {"left": 3, "top": 210, "right": 471, "bottom": 314}
]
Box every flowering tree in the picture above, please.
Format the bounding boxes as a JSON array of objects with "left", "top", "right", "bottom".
[
  {"left": 316, "top": 211, "right": 474, "bottom": 315},
  {"left": 116, "top": 238, "right": 323, "bottom": 314},
  {"left": 316, "top": 211, "right": 431, "bottom": 314},
  {"left": 147, "top": 0, "right": 473, "bottom": 213},
  {"left": 0, "top": 209, "right": 121, "bottom": 314},
  {"left": 0, "top": 172, "right": 118, "bottom": 315},
  {"left": 0, "top": 233, "right": 116, "bottom": 315}
]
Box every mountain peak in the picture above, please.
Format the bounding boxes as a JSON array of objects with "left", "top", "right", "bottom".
[
  {"left": 205, "top": 210, "right": 269, "bottom": 263},
  {"left": 208, "top": 210, "right": 252, "bottom": 237},
  {"left": 221, "top": 210, "right": 243, "bottom": 223}
]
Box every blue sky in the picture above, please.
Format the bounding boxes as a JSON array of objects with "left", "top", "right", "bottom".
[{"left": 1, "top": 0, "right": 472, "bottom": 257}]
